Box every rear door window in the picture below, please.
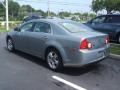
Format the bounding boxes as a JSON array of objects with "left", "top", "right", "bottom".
[
  {"left": 92, "top": 16, "right": 106, "bottom": 24},
  {"left": 34, "top": 22, "right": 51, "bottom": 33}
]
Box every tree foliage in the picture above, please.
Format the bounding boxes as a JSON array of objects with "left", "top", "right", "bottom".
[
  {"left": 0, "top": 0, "right": 96, "bottom": 21},
  {"left": 8, "top": 0, "right": 20, "bottom": 20},
  {"left": 19, "top": 5, "right": 35, "bottom": 20},
  {"left": 58, "top": 11, "right": 71, "bottom": 18},
  {"left": 0, "top": 2, "right": 5, "bottom": 16},
  {"left": 92, "top": 0, "right": 120, "bottom": 14}
]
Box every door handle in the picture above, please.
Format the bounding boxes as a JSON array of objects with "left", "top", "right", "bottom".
[{"left": 42, "top": 36, "right": 48, "bottom": 40}]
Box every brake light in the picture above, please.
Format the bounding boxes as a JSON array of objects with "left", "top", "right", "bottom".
[
  {"left": 80, "top": 39, "right": 92, "bottom": 49},
  {"left": 105, "top": 36, "right": 109, "bottom": 44}
]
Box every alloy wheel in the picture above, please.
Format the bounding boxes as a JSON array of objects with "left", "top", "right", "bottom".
[
  {"left": 47, "top": 51, "right": 59, "bottom": 70},
  {"left": 7, "top": 38, "right": 14, "bottom": 51}
]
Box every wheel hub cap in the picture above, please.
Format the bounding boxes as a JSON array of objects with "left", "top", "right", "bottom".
[
  {"left": 47, "top": 52, "right": 59, "bottom": 69},
  {"left": 7, "top": 39, "right": 13, "bottom": 50}
]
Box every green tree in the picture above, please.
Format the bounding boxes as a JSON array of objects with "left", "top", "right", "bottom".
[
  {"left": 89, "top": 13, "right": 96, "bottom": 19},
  {"left": 92, "top": 0, "right": 120, "bottom": 14},
  {"left": 58, "top": 11, "right": 71, "bottom": 18},
  {"left": 19, "top": 5, "right": 35, "bottom": 20},
  {"left": 0, "top": 2, "right": 5, "bottom": 17},
  {"left": 49, "top": 11, "right": 56, "bottom": 17},
  {"left": 19, "top": 5, "right": 35, "bottom": 16},
  {"left": 0, "top": 0, "right": 20, "bottom": 20},
  {"left": 8, "top": 0, "right": 20, "bottom": 20},
  {"left": 36, "top": 9, "right": 46, "bottom": 17}
]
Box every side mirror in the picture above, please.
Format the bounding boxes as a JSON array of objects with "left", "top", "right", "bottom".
[{"left": 14, "top": 27, "right": 20, "bottom": 31}]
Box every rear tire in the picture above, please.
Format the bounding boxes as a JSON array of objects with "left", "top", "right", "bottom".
[
  {"left": 7, "top": 38, "right": 15, "bottom": 52},
  {"left": 46, "top": 48, "right": 63, "bottom": 71}
]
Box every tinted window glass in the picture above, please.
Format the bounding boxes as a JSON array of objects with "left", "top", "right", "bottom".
[
  {"left": 92, "top": 16, "right": 106, "bottom": 23},
  {"left": 20, "top": 22, "right": 34, "bottom": 32},
  {"left": 105, "top": 16, "right": 120, "bottom": 23},
  {"left": 34, "top": 22, "right": 51, "bottom": 33}
]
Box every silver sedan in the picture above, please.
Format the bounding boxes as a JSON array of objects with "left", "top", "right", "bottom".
[{"left": 6, "top": 19, "right": 109, "bottom": 71}]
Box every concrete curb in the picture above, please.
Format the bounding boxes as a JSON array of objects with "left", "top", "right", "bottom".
[{"left": 109, "top": 54, "right": 120, "bottom": 60}]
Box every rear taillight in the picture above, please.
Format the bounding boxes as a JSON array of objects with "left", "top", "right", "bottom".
[
  {"left": 105, "top": 36, "right": 109, "bottom": 44},
  {"left": 80, "top": 39, "right": 92, "bottom": 49}
]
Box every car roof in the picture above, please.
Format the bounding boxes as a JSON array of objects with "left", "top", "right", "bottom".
[
  {"left": 21, "top": 19, "right": 75, "bottom": 27},
  {"left": 29, "top": 19, "right": 73, "bottom": 24},
  {"left": 99, "top": 14, "right": 120, "bottom": 17}
]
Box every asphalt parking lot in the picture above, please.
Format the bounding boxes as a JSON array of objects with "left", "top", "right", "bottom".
[{"left": 0, "top": 33, "right": 120, "bottom": 90}]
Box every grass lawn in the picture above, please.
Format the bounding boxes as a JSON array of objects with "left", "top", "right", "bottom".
[
  {"left": 0, "top": 28, "right": 11, "bottom": 33},
  {"left": 110, "top": 44, "right": 120, "bottom": 55}
]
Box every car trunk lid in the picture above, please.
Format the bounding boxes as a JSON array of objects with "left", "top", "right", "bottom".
[{"left": 71, "top": 31, "right": 108, "bottom": 49}]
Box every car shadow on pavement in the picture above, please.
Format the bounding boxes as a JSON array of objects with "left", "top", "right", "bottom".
[
  {"left": 59, "top": 64, "right": 103, "bottom": 76},
  {"left": 4, "top": 47, "right": 103, "bottom": 76},
  {"left": 4, "top": 47, "right": 49, "bottom": 69}
]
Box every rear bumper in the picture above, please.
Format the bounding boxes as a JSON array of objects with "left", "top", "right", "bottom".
[{"left": 64, "top": 45, "right": 109, "bottom": 67}]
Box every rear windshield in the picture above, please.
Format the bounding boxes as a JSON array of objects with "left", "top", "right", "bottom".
[{"left": 60, "top": 22, "right": 93, "bottom": 33}]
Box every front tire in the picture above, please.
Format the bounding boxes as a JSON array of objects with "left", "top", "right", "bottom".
[
  {"left": 7, "top": 38, "right": 15, "bottom": 52},
  {"left": 46, "top": 49, "right": 63, "bottom": 71}
]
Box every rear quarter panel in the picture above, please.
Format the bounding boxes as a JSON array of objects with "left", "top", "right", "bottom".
[{"left": 51, "top": 35, "right": 81, "bottom": 64}]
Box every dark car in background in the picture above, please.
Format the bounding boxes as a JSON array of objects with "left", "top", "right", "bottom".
[
  {"left": 23, "top": 14, "right": 44, "bottom": 23},
  {"left": 85, "top": 14, "right": 120, "bottom": 43}
]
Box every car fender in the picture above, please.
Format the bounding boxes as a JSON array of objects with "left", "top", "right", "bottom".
[
  {"left": 6, "top": 32, "right": 14, "bottom": 42},
  {"left": 45, "top": 40, "right": 68, "bottom": 63}
]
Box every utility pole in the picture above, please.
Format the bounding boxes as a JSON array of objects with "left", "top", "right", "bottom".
[
  {"left": 47, "top": 0, "right": 50, "bottom": 17},
  {"left": 6, "top": 0, "right": 9, "bottom": 31},
  {"left": 0, "top": 0, "right": 9, "bottom": 31}
]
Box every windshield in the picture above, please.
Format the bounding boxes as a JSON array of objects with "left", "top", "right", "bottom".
[{"left": 60, "top": 22, "right": 93, "bottom": 33}]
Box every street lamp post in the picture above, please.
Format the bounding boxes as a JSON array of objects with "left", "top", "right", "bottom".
[
  {"left": 47, "top": 0, "right": 50, "bottom": 17},
  {"left": 5, "top": 0, "right": 9, "bottom": 31},
  {"left": 1, "top": 0, "right": 9, "bottom": 31}
]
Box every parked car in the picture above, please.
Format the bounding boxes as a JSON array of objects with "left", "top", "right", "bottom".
[
  {"left": 85, "top": 14, "right": 120, "bottom": 43},
  {"left": 23, "top": 14, "right": 44, "bottom": 23},
  {"left": 6, "top": 19, "right": 109, "bottom": 71}
]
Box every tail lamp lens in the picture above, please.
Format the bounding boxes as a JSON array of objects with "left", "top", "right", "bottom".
[
  {"left": 80, "top": 39, "right": 92, "bottom": 49},
  {"left": 105, "top": 36, "right": 109, "bottom": 44}
]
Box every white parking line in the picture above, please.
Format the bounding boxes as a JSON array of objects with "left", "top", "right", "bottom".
[{"left": 52, "top": 76, "right": 87, "bottom": 90}]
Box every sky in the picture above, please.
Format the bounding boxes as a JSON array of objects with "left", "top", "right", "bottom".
[{"left": 15, "top": 0, "right": 93, "bottom": 13}]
